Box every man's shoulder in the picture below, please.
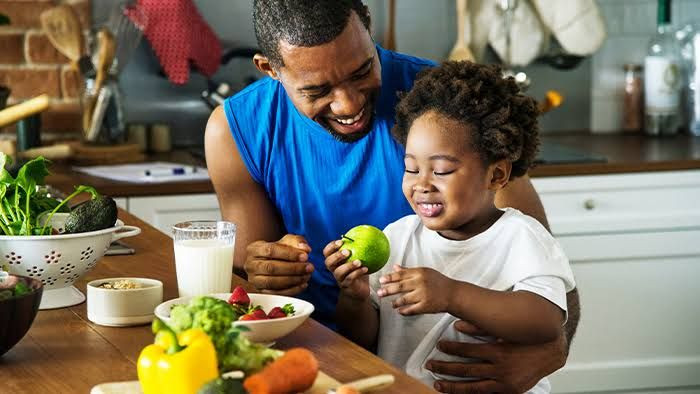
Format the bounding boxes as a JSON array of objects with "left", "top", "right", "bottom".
[
  {"left": 378, "top": 45, "right": 437, "bottom": 70},
  {"left": 223, "top": 77, "right": 286, "bottom": 139}
]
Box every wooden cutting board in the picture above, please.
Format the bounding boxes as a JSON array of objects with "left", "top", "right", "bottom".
[
  {"left": 70, "top": 142, "right": 146, "bottom": 165},
  {"left": 18, "top": 142, "right": 146, "bottom": 165},
  {"left": 90, "top": 371, "right": 341, "bottom": 394}
]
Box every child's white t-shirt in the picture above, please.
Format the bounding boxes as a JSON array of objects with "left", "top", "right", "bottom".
[{"left": 369, "top": 208, "right": 576, "bottom": 392}]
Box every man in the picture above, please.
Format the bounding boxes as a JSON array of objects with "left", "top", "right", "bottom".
[{"left": 205, "top": 1, "right": 580, "bottom": 392}]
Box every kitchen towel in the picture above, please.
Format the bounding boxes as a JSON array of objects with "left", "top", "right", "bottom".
[
  {"left": 531, "top": 0, "right": 606, "bottom": 56},
  {"left": 132, "top": 0, "right": 221, "bottom": 84},
  {"left": 468, "top": 0, "right": 605, "bottom": 65},
  {"left": 469, "top": 0, "right": 547, "bottom": 66}
]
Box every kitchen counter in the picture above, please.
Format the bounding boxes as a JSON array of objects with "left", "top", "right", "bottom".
[
  {"left": 532, "top": 132, "right": 700, "bottom": 177},
  {"left": 44, "top": 133, "right": 700, "bottom": 197},
  {"left": 2, "top": 210, "right": 432, "bottom": 393}
]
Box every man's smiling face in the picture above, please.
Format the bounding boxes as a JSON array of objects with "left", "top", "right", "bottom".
[{"left": 265, "top": 12, "right": 382, "bottom": 142}]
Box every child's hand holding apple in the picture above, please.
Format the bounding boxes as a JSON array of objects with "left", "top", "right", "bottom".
[{"left": 324, "top": 225, "right": 391, "bottom": 300}]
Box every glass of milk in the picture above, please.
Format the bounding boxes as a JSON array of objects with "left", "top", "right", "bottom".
[{"left": 172, "top": 221, "right": 236, "bottom": 297}]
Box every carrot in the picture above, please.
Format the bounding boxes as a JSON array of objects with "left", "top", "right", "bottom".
[
  {"left": 335, "top": 386, "right": 360, "bottom": 394},
  {"left": 243, "top": 348, "right": 319, "bottom": 394}
]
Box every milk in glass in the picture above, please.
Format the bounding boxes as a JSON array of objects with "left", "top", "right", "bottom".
[{"left": 174, "top": 239, "right": 234, "bottom": 297}]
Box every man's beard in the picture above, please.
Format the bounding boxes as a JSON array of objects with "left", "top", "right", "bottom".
[{"left": 318, "top": 91, "right": 379, "bottom": 143}]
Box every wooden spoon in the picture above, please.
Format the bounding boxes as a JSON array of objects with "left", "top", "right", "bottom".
[
  {"left": 82, "top": 28, "right": 116, "bottom": 137},
  {"left": 447, "top": 0, "right": 475, "bottom": 62},
  {"left": 40, "top": 5, "right": 84, "bottom": 67},
  {"left": 383, "top": 0, "right": 396, "bottom": 51}
]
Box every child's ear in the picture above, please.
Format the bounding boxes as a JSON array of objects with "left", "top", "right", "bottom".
[{"left": 487, "top": 159, "right": 511, "bottom": 191}]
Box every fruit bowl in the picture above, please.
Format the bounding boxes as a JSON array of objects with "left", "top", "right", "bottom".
[
  {"left": 154, "top": 293, "right": 315, "bottom": 343},
  {"left": 0, "top": 213, "right": 140, "bottom": 309},
  {"left": 0, "top": 274, "right": 43, "bottom": 356}
]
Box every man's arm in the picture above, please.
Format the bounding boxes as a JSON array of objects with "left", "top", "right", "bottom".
[
  {"left": 495, "top": 173, "right": 580, "bottom": 347},
  {"left": 204, "top": 106, "right": 286, "bottom": 272},
  {"left": 495, "top": 174, "right": 549, "bottom": 230}
]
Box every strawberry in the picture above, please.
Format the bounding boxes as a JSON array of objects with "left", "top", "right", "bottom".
[
  {"left": 267, "top": 303, "right": 296, "bottom": 319},
  {"left": 267, "top": 307, "right": 286, "bottom": 319},
  {"left": 240, "top": 308, "right": 268, "bottom": 321},
  {"left": 228, "top": 286, "right": 250, "bottom": 307}
]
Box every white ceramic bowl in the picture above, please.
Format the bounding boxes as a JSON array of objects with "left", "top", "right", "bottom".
[
  {"left": 87, "top": 278, "right": 163, "bottom": 327},
  {"left": 0, "top": 213, "right": 141, "bottom": 309},
  {"left": 155, "top": 293, "right": 314, "bottom": 343}
]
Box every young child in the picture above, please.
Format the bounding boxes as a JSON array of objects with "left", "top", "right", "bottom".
[{"left": 323, "top": 61, "right": 576, "bottom": 393}]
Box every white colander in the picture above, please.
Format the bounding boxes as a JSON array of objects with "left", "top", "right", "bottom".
[{"left": 0, "top": 213, "right": 141, "bottom": 309}]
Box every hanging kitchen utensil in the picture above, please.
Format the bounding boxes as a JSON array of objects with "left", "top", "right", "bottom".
[
  {"left": 40, "top": 5, "right": 93, "bottom": 76},
  {"left": 448, "top": 0, "right": 475, "bottom": 62},
  {"left": 82, "top": 28, "right": 116, "bottom": 138},
  {"left": 498, "top": 0, "right": 531, "bottom": 91},
  {"left": 384, "top": 0, "right": 396, "bottom": 51},
  {"left": 107, "top": 1, "right": 148, "bottom": 76}
]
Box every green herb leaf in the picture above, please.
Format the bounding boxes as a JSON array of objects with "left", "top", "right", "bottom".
[{"left": 16, "top": 156, "right": 50, "bottom": 194}]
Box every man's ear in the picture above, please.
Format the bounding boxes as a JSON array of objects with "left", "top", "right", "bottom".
[
  {"left": 253, "top": 54, "right": 279, "bottom": 80},
  {"left": 488, "top": 159, "right": 512, "bottom": 191}
]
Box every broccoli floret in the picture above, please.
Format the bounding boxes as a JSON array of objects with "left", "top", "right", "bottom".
[
  {"left": 167, "top": 296, "right": 282, "bottom": 373},
  {"left": 170, "top": 296, "right": 235, "bottom": 338},
  {"left": 169, "top": 305, "right": 193, "bottom": 332},
  {"left": 220, "top": 330, "right": 283, "bottom": 374}
]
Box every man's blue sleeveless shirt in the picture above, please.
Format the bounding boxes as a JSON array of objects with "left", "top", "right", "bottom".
[{"left": 223, "top": 46, "right": 436, "bottom": 328}]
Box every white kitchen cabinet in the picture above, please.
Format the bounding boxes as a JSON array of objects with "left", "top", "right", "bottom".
[
  {"left": 113, "top": 197, "right": 127, "bottom": 211},
  {"left": 127, "top": 194, "right": 221, "bottom": 236},
  {"left": 532, "top": 170, "right": 700, "bottom": 394}
]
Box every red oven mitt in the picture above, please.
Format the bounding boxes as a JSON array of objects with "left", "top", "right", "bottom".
[{"left": 131, "top": 0, "right": 221, "bottom": 84}]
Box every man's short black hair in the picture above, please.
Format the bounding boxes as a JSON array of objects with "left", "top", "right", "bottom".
[
  {"left": 253, "top": 0, "right": 371, "bottom": 69},
  {"left": 393, "top": 61, "right": 540, "bottom": 179}
]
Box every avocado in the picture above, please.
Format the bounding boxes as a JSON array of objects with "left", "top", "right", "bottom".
[{"left": 64, "top": 196, "right": 118, "bottom": 233}]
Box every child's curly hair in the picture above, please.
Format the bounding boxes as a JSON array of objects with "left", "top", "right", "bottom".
[{"left": 393, "top": 61, "right": 539, "bottom": 178}]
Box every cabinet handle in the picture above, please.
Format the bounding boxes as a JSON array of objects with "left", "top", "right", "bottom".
[{"left": 583, "top": 199, "right": 595, "bottom": 210}]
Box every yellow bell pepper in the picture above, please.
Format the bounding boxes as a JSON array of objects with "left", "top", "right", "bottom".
[{"left": 137, "top": 328, "right": 219, "bottom": 394}]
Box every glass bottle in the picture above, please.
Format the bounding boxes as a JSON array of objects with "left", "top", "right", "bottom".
[
  {"left": 677, "top": 23, "right": 700, "bottom": 136},
  {"left": 623, "top": 64, "right": 643, "bottom": 133},
  {"left": 644, "top": 0, "right": 683, "bottom": 136}
]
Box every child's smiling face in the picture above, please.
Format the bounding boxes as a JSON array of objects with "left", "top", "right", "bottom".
[{"left": 402, "top": 111, "right": 509, "bottom": 240}]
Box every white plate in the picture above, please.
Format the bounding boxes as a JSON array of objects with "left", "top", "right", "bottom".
[{"left": 154, "top": 293, "right": 314, "bottom": 343}]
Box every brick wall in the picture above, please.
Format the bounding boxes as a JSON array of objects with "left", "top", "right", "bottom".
[{"left": 0, "top": 0, "right": 90, "bottom": 134}]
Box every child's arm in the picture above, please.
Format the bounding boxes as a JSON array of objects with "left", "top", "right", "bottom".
[
  {"left": 323, "top": 240, "right": 379, "bottom": 350},
  {"left": 447, "top": 280, "right": 564, "bottom": 344},
  {"left": 336, "top": 290, "right": 379, "bottom": 350},
  {"left": 378, "top": 266, "right": 564, "bottom": 345}
]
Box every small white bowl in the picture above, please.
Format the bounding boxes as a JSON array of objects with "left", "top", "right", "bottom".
[
  {"left": 87, "top": 277, "right": 163, "bottom": 327},
  {"left": 154, "top": 293, "right": 314, "bottom": 343}
]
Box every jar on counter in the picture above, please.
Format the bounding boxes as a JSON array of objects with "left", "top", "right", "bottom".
[{"left": 623, "top": 63, "right": 644, "bottom": 133}]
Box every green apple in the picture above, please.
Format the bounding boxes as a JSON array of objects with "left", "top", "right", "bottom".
[{"left": 339, "top": 225, "right": 390, "bottom": 274}]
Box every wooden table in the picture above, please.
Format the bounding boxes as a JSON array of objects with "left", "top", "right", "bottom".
[{"left": 1, "top": 211, "right": 432, "bottom": 394}]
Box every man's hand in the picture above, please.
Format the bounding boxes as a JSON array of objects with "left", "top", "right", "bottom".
[
  {"left": 244, "top": 234, "right": 314, "bottom": 296},
  {"left": 426, "top": 320, "right": 567, "bottom": 393},
  {"left": 377, "top": 265, "right": 454, "bottom": 315}
]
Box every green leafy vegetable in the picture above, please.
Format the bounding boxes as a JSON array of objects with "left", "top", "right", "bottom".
[
  {"left": 0, "top": 153, "right": 101, "bottom": 235},
  {"left": 169, "top": 296, "right": 282, "bottom": 373}
]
